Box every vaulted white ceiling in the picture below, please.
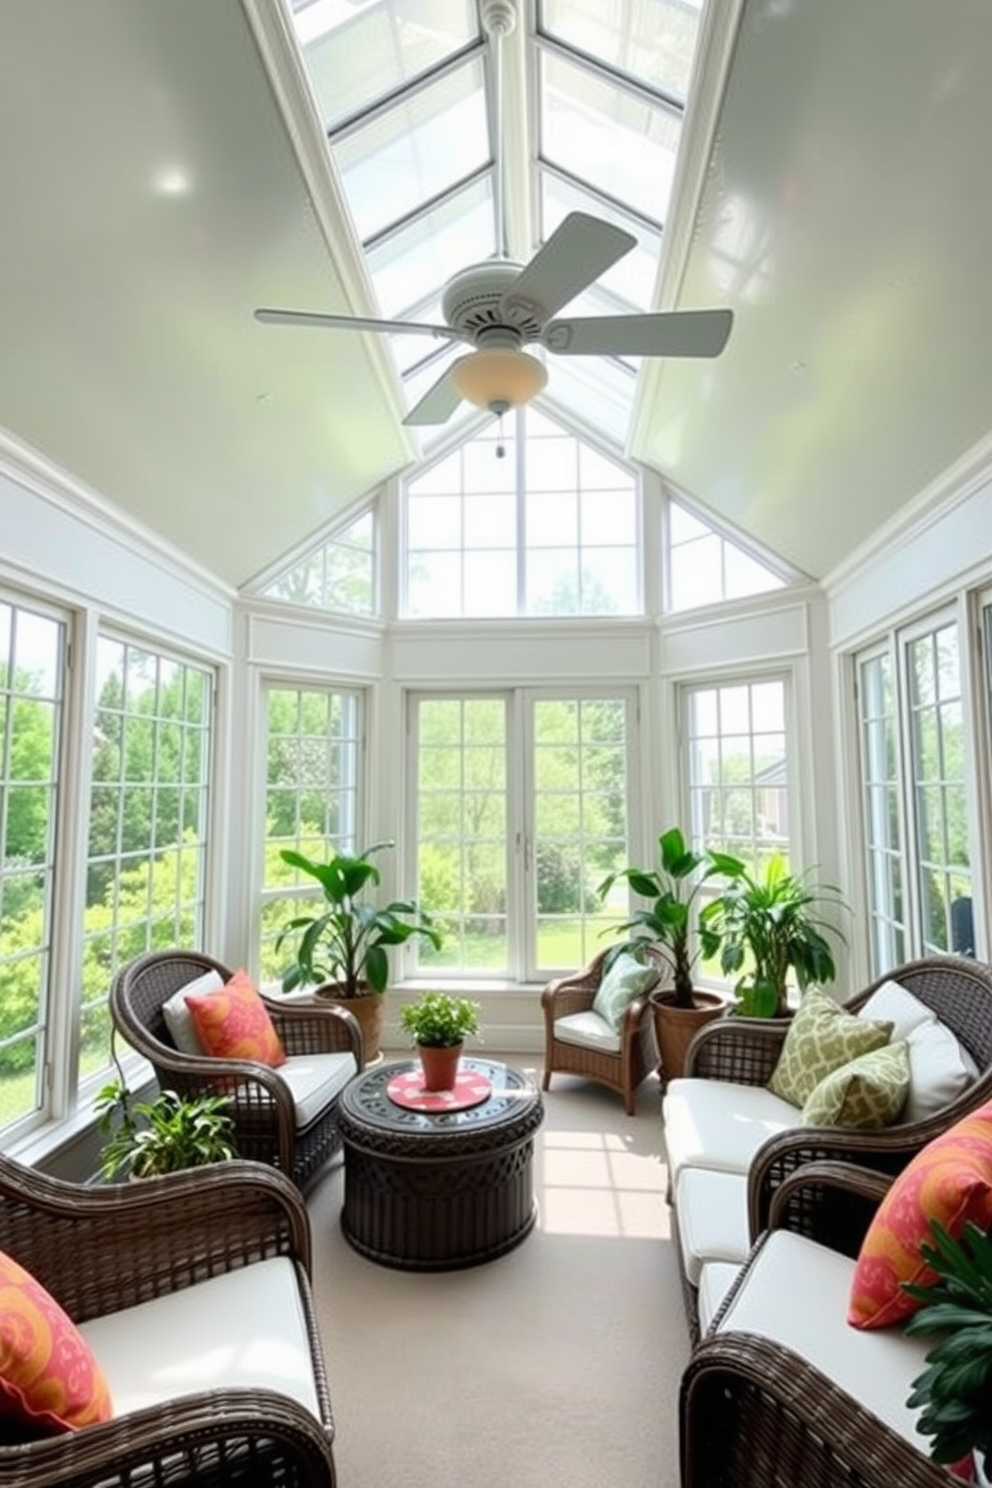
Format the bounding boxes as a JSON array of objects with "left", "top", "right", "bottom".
[{"left": 2, "top": 0, "right": 991, "bottom": 590}]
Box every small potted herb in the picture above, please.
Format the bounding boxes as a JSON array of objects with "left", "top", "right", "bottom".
[{"left": 399, "top": 991, "right": 481, "bottom": 1092}]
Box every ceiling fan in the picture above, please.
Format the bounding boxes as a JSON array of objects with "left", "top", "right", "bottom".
[{"left": 255, "top": 1, "right": 732, "bottom": 428}]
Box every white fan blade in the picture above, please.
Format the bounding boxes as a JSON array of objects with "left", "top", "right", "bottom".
[
  {"left": 501, "top": 211, "right": 636, "bottom": 321},
  {"left": 402, "top": 365, "right": 464, "bottom": 426},
  {"left": 255, "top": 307, "right": 466, "bottom": 342},
  {"left": 542, "top": 308, "right": 733, "bottom": 358}
]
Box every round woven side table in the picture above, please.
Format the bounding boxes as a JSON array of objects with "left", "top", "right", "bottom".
[{"left": 336, "top": 1057, "right": 544, "bottom": 1271}]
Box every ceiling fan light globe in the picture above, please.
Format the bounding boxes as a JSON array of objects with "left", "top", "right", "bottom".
[{"left": 451, "top": 348, "right": 547, "bottom": 414}]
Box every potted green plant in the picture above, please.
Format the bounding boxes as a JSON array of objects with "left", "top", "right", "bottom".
[
  {"left": 902, "top": 1217, "right": 992, "bottom": 1483},
  {"left": 699, "top": 851, "right": 847, "bottom": 1018},
  {"left": 274, "top": 840, "right": 442, "bottom": 1062},
  {"left": 399, "top": 991, "right": 481, "bottom": 1092},
  {"left": 598, "top": 827, "right": 727, "bottom": 1083},
  {"left": 95, "top": 1081, "right": 236, "bottom": 1180}
]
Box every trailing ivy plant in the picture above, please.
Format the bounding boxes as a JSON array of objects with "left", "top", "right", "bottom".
[{"left": 95, "top": 1083, "right": 236, "bottom": 1180}]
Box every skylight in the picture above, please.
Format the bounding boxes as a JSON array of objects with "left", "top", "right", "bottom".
[{"left": 288, "top": 0, "right": 705, "bottom": 448}]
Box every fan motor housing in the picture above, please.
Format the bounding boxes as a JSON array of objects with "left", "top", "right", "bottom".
[{"left": 441, "top": 262, "right": 545, "bottom": 344}]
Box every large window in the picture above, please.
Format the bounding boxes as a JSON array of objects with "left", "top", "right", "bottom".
[
  {"left": 667, "top": 499, "right": 786, "bottom": 611},
  {"left": 0, "top": 597, "right": 66, "bottom": 1132},
  {"left": 857, "top": 649, "right": 906, "bottom": 972},
  {"left": 411, "top": 690, "right": 633, "bottom": 980},
  {"left": 404, "top": 408, "right": 639, "bottom": 619},
  {"left": 855, "top": 611, "right": 978, "bottom": 976},
  {"left": 682, "top": 675, "right": 792, "bottom": 984},
  {"left": 683, "top": 677, "right": 790, "bottom": 865},
  {"left": 905, "top": 619, "right": 972, "bottom": 959},
  {"left": 259, "top": 685, "right": 363, "bottom": 983},
  {"left": 84, "top": 638, "right": 214, "bottom": 1075},
  {"left": 263, "top": 510, "right": 376, "bottom": 616}
]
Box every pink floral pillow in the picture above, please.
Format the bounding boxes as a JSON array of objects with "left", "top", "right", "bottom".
[
  {"left": 848, "top": 1098, "right": 992, "bottom": 1329},
  {"left": 185, "top": 969, "right": 287, "bottom": 1068},
  {"left": 0, "top": 1248, "right": 112, "bottom": 1432}
]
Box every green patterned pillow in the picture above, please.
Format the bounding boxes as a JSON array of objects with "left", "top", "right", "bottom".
[
  {"left": 592, "top": 953, "right": 659, "bottom": 1033},
  {"left": 801, "top": 1039, "right": 910, "bottom": 1127},
  {"left": 768, "top": 986, "right": 894, "bottom": 1107}
]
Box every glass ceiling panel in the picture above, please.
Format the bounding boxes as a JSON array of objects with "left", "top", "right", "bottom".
[
  {"left": 541, "top": 355, "right": 636, "bottom": 449},
  {"left": 387, "top": 296, "right": 445, "bottom": 374},
  {"left": 541, "top": 172, "right": 660, "bottom": 311},
  {"left": 291, "top": 0, "right": 480, "bottom": 132},
  {"left": 334, "top": 57, "right": 489, "bottom": 242},
  {"left": 365, "top": 175, "right": 494, "bottom": 316},
  {"left": 540, "top": 50, "right": 683, "bottom": 222},
  {"left": 539, "top": 0, "right": 703, "bottom": 103}
]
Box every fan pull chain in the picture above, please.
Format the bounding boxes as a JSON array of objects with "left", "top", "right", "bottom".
[{"left": 495, "top": 409, "right": 506, "bottom": 459}]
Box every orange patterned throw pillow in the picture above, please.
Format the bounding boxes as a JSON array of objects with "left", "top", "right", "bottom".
[
  {"left": 185, "top": 969, "right": 287, "bottom": 1067},
  {"left": 848, "top": 1099, "right": 992, "bottom": 1330},
  {"left": 0, "top": 1248, "right": 112, "bottom": 1433}
]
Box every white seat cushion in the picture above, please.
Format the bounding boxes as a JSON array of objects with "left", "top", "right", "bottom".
[
  {"left": 697, "top": 1261, "right": 744, "bottom": 1334},
  {"left": 554, "top": 1010, "right": 621, "bottom": 1054},
  {"left": 79, "top": 1256, "right": 319, "bottom": 1419},
  {"left": 662, "top": 1078, "right": 800, "bottom": 1185},
  {"left": 715, "top": 1228, "right": 934, "bottom": 1448},
  {"left": 278, "top": 1051, "right": 357, "bottom": 1127},
  {"left": 676, "top": 1167, "right": 750, "bottom": 1283}
]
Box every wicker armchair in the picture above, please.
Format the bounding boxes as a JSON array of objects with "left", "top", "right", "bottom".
[
  {"left": 111, "top": 949, "right": 364, "bottom": 1191},
  {"left": 541, "top": 946, "right": 665, "bottom": 1114},
  {"left": 680, "top": 1162, "right": 954, "bottom": 1488},
  {"left": 0, "top": 1151, "right": 336, "bottom": 1487},
  {"left": 668, "top": 955, "right": 992, "bottom": 1338}
]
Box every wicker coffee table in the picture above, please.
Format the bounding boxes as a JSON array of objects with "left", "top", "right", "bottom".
[{"left": 337, "top": 1057, "right": 544, "bottom": 1270}]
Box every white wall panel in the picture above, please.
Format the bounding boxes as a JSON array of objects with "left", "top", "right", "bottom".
[
  {"left": 661, "top": 599, "right": 810, "bottom": 675},
  {"left": 0, "top": 466, "right": 232, "bottom": 655},
  {"left": 829, "top": 473, "right": 992, "bottom": 648},
  {"left": 390, "top": 623, "right": 652, "bottom": 682},
  {"left": 246, "top": 608, "right": 384, "bottom": 677}
]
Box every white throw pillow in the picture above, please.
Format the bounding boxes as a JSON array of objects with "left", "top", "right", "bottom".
[
  {"left": 857, "top": 980, "right": 937, "bottom": 1042},
  {"left": 902, "top": 1017, "right": 978, "bottom": 1123},
  {"left": 162, "top": 969, "right": 223, "bottom": 1055}
]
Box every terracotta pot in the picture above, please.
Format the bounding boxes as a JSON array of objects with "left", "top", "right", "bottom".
[
  {"left": 651, "top": 990, "right": 725, "bottom": 1088},
  {"left": 417, "top": 1042, "right": 463, "bottom": 1092},
  {"left": 313, "top": 984, "right": 385, "bottom": 1064}
]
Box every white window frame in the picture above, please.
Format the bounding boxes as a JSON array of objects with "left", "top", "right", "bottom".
[
  {"left": 898, "top": 606, "right": 978, "bottom": 960},
  {"left": 0, "top": 587, "right": 72, "bottom": 1141},
  {"left": 406, "top": 685, "right": 640, "bottom": 983},
  {"left": 254, "top": 678, "right": 367, "bottom": 986},
  {"left": 677, "top": 668, "right": 797, "bottom": 992}
]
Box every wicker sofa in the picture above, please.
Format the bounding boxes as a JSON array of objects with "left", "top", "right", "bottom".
[
  {"left": 662, "top": 956, "right": 992, "bottom": 1339},
  {"left": 680, "top": 1160, "right": 960, "bottom": 1488},
  {"left": 0, "top": 1151, "right": 337, "bottom": 1487}
]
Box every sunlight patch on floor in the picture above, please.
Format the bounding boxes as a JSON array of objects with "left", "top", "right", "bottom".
[{"left": 537, "top": 1128, "right": 670, "bottom": 1239}]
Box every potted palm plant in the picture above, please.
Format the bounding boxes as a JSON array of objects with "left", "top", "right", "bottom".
[
  {"left": 598, "top": 827, "right": 727, "bottom": 1083},
  {"left": 274, "top": 841, "right": 442, "bottom": 1061},
  {"left": 399, "top": 991, "right": 481, "bottom": 1092},
  {"left": 95, "top": 1081, "right": 235, "bottom": 1180},
  {"left": 901, "top": 1217, "right": 992, "bottom": 1483},
  {"left": 699, "top": 851, "right": 847, "bottom": 1017}
]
